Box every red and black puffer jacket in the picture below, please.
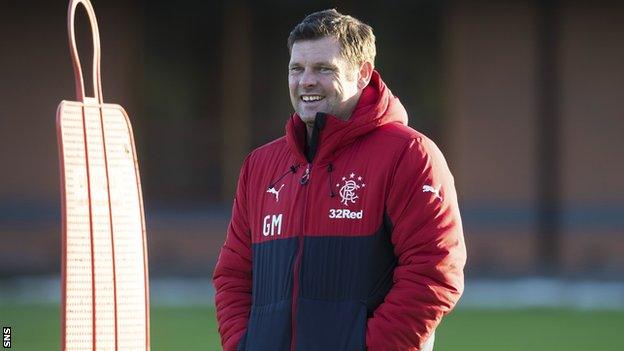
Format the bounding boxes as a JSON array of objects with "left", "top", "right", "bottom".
[{"left": 213, "top": 71, "right": 466, "bottom": 351}]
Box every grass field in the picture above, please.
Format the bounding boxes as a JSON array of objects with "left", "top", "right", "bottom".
[{"left": 1, "top": 304, "right": 623, "bottom": 350}]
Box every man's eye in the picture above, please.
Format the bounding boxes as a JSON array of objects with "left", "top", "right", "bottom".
[
  {"left": 289, "top": 67, "right": 303, "bottom": 73},
  {"left": 319, "top": 67, "right": 333, "bottom": 73}
]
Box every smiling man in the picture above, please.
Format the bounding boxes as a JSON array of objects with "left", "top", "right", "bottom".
[
  {"left": 288, "top": 35, "right": 370, "bottom": 129},
  {"left": 214, "top": 9, "right": 466, "bottom": 351}
]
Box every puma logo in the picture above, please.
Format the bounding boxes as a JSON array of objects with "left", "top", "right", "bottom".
[
  {"left": 422, "top": 185, "right": 443, "bottom": 201},
  {"left": 267, "top": 184, "right": 285, "bottom": 202}
]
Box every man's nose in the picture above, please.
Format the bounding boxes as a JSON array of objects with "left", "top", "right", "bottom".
[{"left": 299, "top": 69, "right": 317, "bottom": 88}]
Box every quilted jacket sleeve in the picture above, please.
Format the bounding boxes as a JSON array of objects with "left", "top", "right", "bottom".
[
  {"left": 366, "top": 137, "right": 466, "bottom": 351},
  {"left": 213, "top": 156, "right": 253, "bottom": 351}
]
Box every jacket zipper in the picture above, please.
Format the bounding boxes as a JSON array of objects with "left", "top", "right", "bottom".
[{"left": 290, "top": 163, "right": 311, "bottom": 351}]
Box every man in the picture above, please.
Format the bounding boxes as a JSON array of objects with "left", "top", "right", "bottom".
[{"left": 213, "top": 9, "right": 466, "bottom": 351}]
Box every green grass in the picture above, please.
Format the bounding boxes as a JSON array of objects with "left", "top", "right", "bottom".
[
  {"left": 1, "top": 304, "right": 623, "bottom": 350},
  {"left": 435, "top": 308, "right": 624, "bottom": 351},
  {"left": 0, "top": 304, "right": 219, "bottom": 350}
]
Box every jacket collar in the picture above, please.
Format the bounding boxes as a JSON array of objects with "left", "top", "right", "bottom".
[{"left": 285, "top": 70, "right": 408, "bottom": 165}]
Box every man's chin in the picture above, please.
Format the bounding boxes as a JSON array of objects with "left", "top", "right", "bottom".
[{"left": 297, "top": 112, "right": 318, "bottom": 125}]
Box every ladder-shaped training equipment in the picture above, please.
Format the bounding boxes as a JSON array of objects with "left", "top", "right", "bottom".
[{"left": 56, "top": 0, "right": 150, "bottom": 349}]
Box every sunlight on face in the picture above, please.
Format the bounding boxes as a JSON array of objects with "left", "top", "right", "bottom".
[{"left": 288, "top": 37, "right": 361, "bottom": 126}]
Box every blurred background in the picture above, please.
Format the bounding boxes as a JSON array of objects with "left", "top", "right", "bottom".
[{"left": 1, "top": 0, "right": 623, "bottom": 349}]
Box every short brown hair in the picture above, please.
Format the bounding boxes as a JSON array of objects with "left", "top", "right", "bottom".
[{"left": 287, "top": 9, "right": 376, "bottom": 67}]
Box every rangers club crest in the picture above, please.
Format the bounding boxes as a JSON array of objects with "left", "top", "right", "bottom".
[{"left": 336, "top": 172, "right": 365, "bottom": 206}]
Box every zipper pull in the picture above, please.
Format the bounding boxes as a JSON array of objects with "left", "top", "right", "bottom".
[{"left": 300, "top": 165, "right": 311, "bottom": 185}]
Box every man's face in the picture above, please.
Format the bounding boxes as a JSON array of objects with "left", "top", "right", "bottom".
[{"left": 288, "top": 36, "right": 361, "bottom": 125}]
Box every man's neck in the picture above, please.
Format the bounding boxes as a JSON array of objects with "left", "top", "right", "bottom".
[{"left": 306, "top": 125, "right": 314, "bottom": 144}]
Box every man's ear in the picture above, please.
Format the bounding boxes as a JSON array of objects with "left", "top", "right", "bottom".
[{"left": 357, "top": 61, "right": 374, "bottom": 89}]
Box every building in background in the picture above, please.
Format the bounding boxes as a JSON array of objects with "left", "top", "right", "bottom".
[{"left": 0, "top": 0, "right": 622, "bottom": 280}]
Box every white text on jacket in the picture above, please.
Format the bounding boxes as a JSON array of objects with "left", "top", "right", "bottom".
[
  {"left": 329, "top": 209, "right": 363, "bottom": 219},
  {"left": 263, "top": 214, "right": 283, "bottom": 236}
]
